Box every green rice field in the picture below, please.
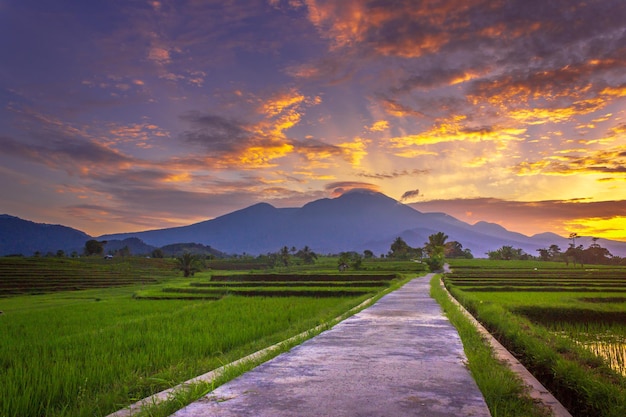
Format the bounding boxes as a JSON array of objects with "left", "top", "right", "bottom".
[
  {"left": 0, "top": 257, "right": 406, "bottom": 417},
  {"left": 445, "top": 259, "right": 626, "bottom": 417}
]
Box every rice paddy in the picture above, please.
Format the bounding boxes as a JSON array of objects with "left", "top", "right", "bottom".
[
  {"left": 0, "top": 256, "right": 404, "bottom": 417},
  {"left": 445, "top": 259, "right": 626, "bottom": 417}
]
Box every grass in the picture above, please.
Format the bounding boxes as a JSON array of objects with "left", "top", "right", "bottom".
[{"left": 444, "top": 259, "right": 626, "bottom": 417}]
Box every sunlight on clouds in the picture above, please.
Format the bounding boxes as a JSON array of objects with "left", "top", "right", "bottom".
[
  {"left": 148, "top": 46, "right": 171, "bottom": 65},
  {"left": 509, "top": 107, "right": 579, "bottom": 125},
  {"left": 564, "top": 216, "right": 626, "bottom": 241},
  {"left": 513, "top": 145, "right": 626, "bottom": 179},
  {"left": 389, "top": 115, "right": 526, "bottom": 148},
  {"left": 463, "top": 156, "right": 490, "bottom": 168},
  {"left": 600, "top": 86, "right": 626, "bottom": 97},
  {"left": 393, "top": 149, "right": 438, "bottom": 158},
  {"left": 449, "top": 71, "right": 481, "bottom": 85},
  {"left": 338, "top": 137, "right": 369, "bottom": 166},
  {"left": 367, "top": 120, "right": 389, "bottom": 132},
  {"left": 230, "top": 143, "right": 295, "bottom": 169},
  {"left": 261, "top": 90, "right": 305, "bottom": 117},
  {"left": 163, "top": 172, "right": 191, "bottom": 183}
]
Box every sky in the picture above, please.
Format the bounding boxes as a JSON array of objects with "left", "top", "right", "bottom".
[{"left": 1, "top": 0, "right": 625, "bottom": 242}]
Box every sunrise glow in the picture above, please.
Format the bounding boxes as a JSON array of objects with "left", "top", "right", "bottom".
[{"left": 0, "top": 0, "right": 624, "bottom": 241}]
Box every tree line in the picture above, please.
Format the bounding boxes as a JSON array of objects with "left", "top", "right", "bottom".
[{"left": 488, "top": 233, "right": 624, "bottom": 266}]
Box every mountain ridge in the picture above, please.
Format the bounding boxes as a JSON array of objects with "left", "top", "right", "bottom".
[{"left": 2, "top": 190, "right": 625, "bottom": 257}]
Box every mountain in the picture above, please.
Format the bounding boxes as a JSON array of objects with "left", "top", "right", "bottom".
[
  {"left": 98, "top": 189, "right": 626, "bottom": 257},
  {"left": 3, "top": 190, "right": 626, "bottom": 257},
  {"left": 0, "top": 214, "right": 90, "bottom": 256}
]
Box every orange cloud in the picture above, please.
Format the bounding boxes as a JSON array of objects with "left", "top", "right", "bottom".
[
  {"left": 512, "top": 145, "right": 626, "bottom": 177},
  {"left": 564, "top": 216, "right": 626, "bottom": 241},
  {"left": 305, "top": 0, "right": 487, "bottom": 57},
  {"left": 389, "top": 115, "right": 526, "bottom": 149},
  {"left": 367, "top": 120, "right": 389, "bottom": 132},
  {"left": 260, "top": 90, "right": 306, "bottom": 117},
  {"left": 338, "top": 137, "right": 369, "bottom": 166}
]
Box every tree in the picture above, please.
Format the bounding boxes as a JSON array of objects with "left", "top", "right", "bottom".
[
  {"left": 549, "top": 244, "right": 561, "bottom": 260},
  {"left": 487, "top": 246, "right": 527, "bottom": 261},
  {"left": 424, "top": 232, "right": 448, "bottom": 271},
  {"left": 363, "top": 249, "right": 374, "bottom": 259},
  {"left": 279, "top": 246, "right": 291, "bottom": 267},
  {"left": 338, "top": 252, "right": 363, "bottom": 271},
  {"left": 425, "top": 232, "right": 448, "bottom": 256},
  {"left": 536, "top": 248, "right": 550, "bottom": 261},
  {"left": 56, "top": 250, "right": 65, "bottom": 258},
  {"left": 424, "top": 246, "right": 445, "bottom": 272},
  {"left": 389, "top": 237, "right": 411, "bottom": 259},
  {"left": 444, "top": 241, "right": 464, "bottom": 258},
  {"left": 84, "top": 239, "right": 104, "bottom": 256},
  {"left": 151, "top": 248, "right": 164, "bottom": 258},
  {"left": 565, "top": 245, "right": 584, "bottom": 267},
  {"left": 296, "top": 246, "right": 318, "bottom": 264},
  {"left": 176, "top": 253, "right": 204, "bottom": 277},
  {"left": 581, "top": 238, "right": 612, "bottom": 265}
]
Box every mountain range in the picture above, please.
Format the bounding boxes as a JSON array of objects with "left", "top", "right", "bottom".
[{"left": 2, "top": 190, "right": 625, "bottom": 257}]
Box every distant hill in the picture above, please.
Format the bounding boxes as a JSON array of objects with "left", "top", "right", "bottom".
[
  {"left": 159, "top": 243, "right": 226, "bottom": 258},
  {"left": 3, "top": 190, "right": 626, "bottom": 257},
  {"left": 0, "top": 214, "right": 90, "bottom": 256}
]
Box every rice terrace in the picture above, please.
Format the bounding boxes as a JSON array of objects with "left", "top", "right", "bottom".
[
  {"left": 444, "top": 259, "right": 626, "bottom": 416},
  {"left": 2, "top": 253, "right": 626, "bottom": 416}
]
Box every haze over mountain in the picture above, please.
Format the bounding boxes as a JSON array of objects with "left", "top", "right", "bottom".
[{"left": 2, "top": 190, "right": 625, "bottom": 258}]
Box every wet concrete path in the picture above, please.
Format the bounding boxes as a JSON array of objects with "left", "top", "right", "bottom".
[{"left": 172, "top": 274, "right": 491, "bottom": 416}]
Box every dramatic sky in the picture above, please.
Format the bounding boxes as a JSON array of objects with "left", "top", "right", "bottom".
[{"left": 1, "top": 0, "right": 625, "bottom": 241}]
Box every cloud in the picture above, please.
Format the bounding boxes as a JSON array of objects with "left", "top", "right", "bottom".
[
  {"left": 367, "top": 120, "right": 389, "bottom": 132},
  {"left": 400, "top": 189, "right": 420, "bottom": 202},
  {"left": 512, "top": 145, "right": 626, "bottom": 177},
  {"left": 359, "top": 169, "right": 429, "bottom": 180},
  {"left": 388, "top": 115, "right": 526, "bottom": 149},
  {"left": 178, "top": 89, "right": 315, "bottom": 169},
  {"left": 180, "top": 112, "right": 252, "bottom": 152},
  {"left": 324, "top": 181, "right": 380, "bottom": 197}
]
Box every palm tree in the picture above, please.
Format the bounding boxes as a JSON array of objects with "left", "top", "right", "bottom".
[
  {"left": 176, "top": 253, "right": 203, "bottom": 277},
  {"left": 424, "top": 232, "right": 448, "bottom": 255},
  {"left": 279, "top": 246, "right": 291, "bottom": 267}
]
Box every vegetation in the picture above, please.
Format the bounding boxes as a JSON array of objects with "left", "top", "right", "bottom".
[
  {"left": 495, "top": 235, "right": 622, "bottom": 265},
  {"left": 175, "top": 252, "right": 204, "bottom": 277},
  {"left": 444, "top": 259, "right": 626, "bottom": 417},
  {"left": 83, "top": 239, "right": 104, "bottom": 256}
]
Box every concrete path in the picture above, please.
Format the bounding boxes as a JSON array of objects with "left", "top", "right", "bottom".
[{"left": 172, "top": 275, "right": 491, "bottom": 417}]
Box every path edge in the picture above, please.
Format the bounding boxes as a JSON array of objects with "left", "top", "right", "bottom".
[{"left": 438, "top": 276, "right": 572, "bottom": 417}]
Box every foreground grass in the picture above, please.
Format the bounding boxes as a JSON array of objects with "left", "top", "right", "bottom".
[
  {"left": 430, "top": 274, "right": 550, "bottom": 417},
  {"left": 0, "top": 285, "right": 372, "bottom": 417}
]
